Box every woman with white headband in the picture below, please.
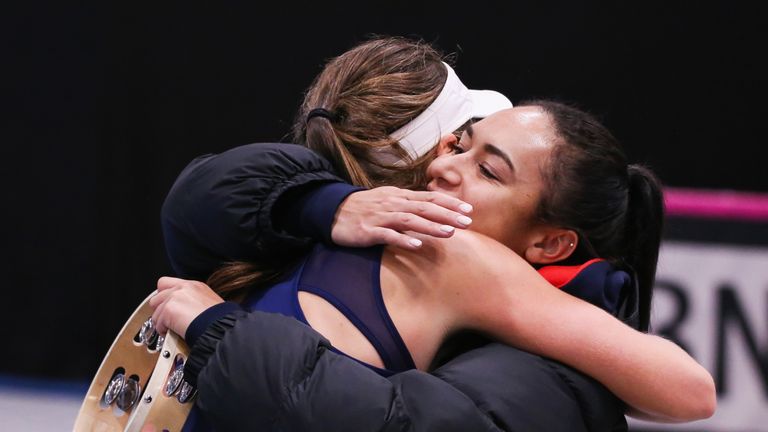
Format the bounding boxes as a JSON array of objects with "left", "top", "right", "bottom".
[{"left": 158, "top": 35, "right": 706, "bottom": 429}]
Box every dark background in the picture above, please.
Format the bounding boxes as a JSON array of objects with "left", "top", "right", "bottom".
[{"left": 3, "top": 2, "right": 765, "bottom": 381}]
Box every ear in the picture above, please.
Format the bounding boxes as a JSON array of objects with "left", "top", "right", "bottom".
[
  {"left": 435, "top": 134, "right": 457, "bottom": 156},
  {"left": 523, "top": 228, "right": 579, "bottom": 265}
]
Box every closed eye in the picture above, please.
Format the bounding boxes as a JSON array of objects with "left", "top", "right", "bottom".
[{"left": 479, "top": 164, "right": 499, "bottom": 181}]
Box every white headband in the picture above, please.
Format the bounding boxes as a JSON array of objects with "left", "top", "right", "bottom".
[{"left": 387, "top": 62, "right": 513, "bottom": 164}]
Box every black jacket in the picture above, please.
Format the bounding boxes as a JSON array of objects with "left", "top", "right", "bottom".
[{"left": 162, "top": 142, "right": 627, "bottom": 431}]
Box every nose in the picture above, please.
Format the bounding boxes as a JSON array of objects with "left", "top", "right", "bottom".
[{"left": 427, "top": 151, "right": 463, "bottom": 191}]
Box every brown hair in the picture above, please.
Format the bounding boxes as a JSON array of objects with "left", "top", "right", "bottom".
[
  {"left": 209, "top": 36, "right": 454, "bottom": 300},
  {"left": 292, "top": 35, "right": 450, "bottom": 190},
  {"left": 206, "top": 261, "right": 287, "bottom": 303}
]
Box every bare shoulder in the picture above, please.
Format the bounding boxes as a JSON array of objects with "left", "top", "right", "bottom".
[
  {"left": 391, "top": 230, "right": 533, "bottom": 287},
  {"left": 387, "top": 231, "right": 549, "bottom": 331},
  {"left": 437, "top": 229, "right": 511, "bottom": 253},
  {"left": 427, "top": 230, "right": 527, "bottom": 272}
]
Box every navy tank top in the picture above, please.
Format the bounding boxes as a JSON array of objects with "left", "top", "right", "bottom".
[
  {"left": 182, "top": 243, "right": 417, "bottom": 432},
  {"left": 242, "top": 242, "right": 416, "bottom": 375}
]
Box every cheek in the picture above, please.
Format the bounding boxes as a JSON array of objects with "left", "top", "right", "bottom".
[
  {"left": 464, "top": 186, "right": 494, "bottom": 215},
  {"left": 470, "top": 190, "right": 538, "bottom": 247},
  {"left": 466, "top": 190, "right": 512, "bottom": 236}
]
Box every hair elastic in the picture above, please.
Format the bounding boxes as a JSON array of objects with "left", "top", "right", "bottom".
[{"left": 307, "top": 108, "right": 337, "bottom": 123}]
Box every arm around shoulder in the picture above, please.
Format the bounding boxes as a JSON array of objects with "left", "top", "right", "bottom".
[
  {"left": 429, "top": 230, "right": 716, "bottom": 423},
  {"left": 161, "top": 143, "right": 348, "bottom": 279}
]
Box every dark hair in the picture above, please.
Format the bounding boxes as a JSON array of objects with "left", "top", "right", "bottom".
[
  {"left": 291, "top": 35, "right": 449, "bottom": 190},
  {"left": 522, "top": 100, "right": 664, "bottom": 331}
]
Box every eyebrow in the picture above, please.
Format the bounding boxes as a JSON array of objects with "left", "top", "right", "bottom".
[{"left": 483, "top": 144, "right": 515, "bottom": 173}]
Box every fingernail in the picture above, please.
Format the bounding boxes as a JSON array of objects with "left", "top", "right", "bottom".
[
  {"left": 409, "top": 238, "right": 423, "bottom": 247},
  {"left": 457, "top": 215, "right": 472, "bottom": 226},
  {"left": 459, "top": 203, "right": 473, "bottom": 213},
  {"left": 440, "top": 225, "right": 455, "bottom": 233}
]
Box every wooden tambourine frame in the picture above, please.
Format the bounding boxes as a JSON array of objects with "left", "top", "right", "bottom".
[{"left": 74, "top": 292, "right": 194, "bottom": 431}]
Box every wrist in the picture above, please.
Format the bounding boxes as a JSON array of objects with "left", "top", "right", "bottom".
[
  {"left": 276, "top": 182, "right": 365, "bottom": 243},
  {"left": 184, "top": 301, "right": 244, "bottom": 347}
]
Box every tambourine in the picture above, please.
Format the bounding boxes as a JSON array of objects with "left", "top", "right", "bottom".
[{"left": 74, "top": 292, "right": 194, "bottom": 431}]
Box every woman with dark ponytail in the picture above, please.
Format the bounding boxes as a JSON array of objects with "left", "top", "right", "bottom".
[
  {"left": 524, "top": 100, "right": 665, "bottom": 331},
  {"left": 625, "top": 164, "right": 666, "bottom": 329},
  {"left": 156, "top": 38, "right": 714, "bottom": 430}
]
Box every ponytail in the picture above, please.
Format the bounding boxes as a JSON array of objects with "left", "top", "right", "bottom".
[
  {"left": 291, "top": 35, "right": 447, "bottom": 190},
  {"left": 624, "top": 165, "right": 665, "bottom": 331},
  {"left": 206, "top": 261, "right": 292, "bottom": 302},
  {"left": 305, "top": 114, "right": 375, "bottom": 188}
]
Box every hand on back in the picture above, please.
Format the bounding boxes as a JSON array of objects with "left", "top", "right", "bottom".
[{"left": 331, "top": 186, "right": 474, "bottom": 250}]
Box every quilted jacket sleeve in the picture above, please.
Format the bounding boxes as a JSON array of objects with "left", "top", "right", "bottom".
[{"left": 160, "top": 142, "right": 360, "bottom": 280}]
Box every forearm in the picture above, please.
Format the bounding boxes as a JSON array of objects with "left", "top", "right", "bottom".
[
  {"left": 444, "top": 232, "right": 715, "bottom": 422},
  {"left": 501, "top": 282, "right": 716, "bottom": 422},
  {"left": 161, "top": 142, "right": 356, "bottom": 279}
]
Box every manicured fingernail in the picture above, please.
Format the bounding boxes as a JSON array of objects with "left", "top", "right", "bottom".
[
  {"left": 459, "top": 203, "right": 473, "bottom": 213},
  {"left": 440, "top": 225, "right": 455, "bottom": 233},
  {"left": 409, "top": 238, "right": 423, "bottom": 247},
  {"left": 457, "top": 215, "right": 472, "bottom": 226}
]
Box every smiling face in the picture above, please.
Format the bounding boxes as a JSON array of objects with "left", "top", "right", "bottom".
[{"left": 426, "top": 106, "right": 559, "bottom": 256}]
